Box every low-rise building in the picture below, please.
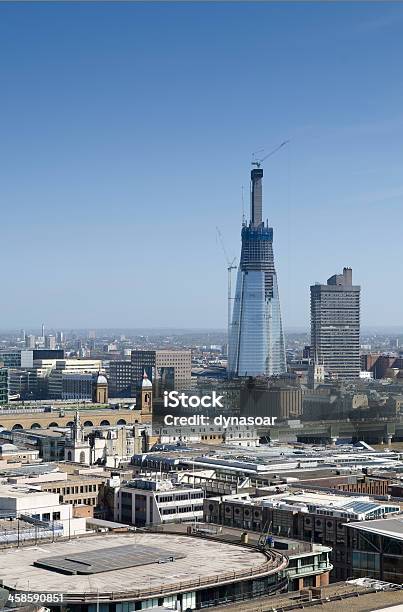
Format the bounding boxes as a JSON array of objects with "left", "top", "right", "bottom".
[
  {"left": 0, "top": 531, "right": 289, "bottom": 610},
  {"left": 0, "top": 483, "right": 87, "bottom": 537},
  {"left": 346, "top": 516, "right": 403, "bottom": 584},
  {"left": 0, "top": 441, "right": 40, "bottom": 463},
  {"left": 204, "top": 490, "right": 401, "bottom": 582},
  {"left": 6, "top": 469, "right": 105, "bottom": 510},
  {"left": 154, "top": 424, "right": 260, "bottom": 447},
  {"left": 64, "top": 411, "right": 149, "bottom": 467},
  {"left": 114, "top": 477, "right": 204, "bottom": 526}
]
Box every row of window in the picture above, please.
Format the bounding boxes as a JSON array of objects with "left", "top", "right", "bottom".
[
  {"left": 70, "top": 498, "right": 96, "bottom": 506},
  {"left": 31, "top": 511, "right": 60, "bottom": 522},
  {"left": 45, "top": 483, "right": 99, "bottom": 495},
  {"left": 157, "top": 492, "right": 203, "bottom": 503},
  {"left": 161, "top": 505, "right": 204, "bottom": 515}
]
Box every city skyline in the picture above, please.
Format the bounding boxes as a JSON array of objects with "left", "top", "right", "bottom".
[{"left": 1, "top": 3, "right": 403, "bottom": 328}]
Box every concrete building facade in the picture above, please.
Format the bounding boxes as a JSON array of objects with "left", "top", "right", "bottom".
[
  {"left": 310, "top": 267, "right": 360, "bottom": 380},
  {"left": 115, "top": 478, "right": 205, "bottom": 526}
]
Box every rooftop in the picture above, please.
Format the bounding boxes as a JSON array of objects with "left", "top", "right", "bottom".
[
  {"left": 345, "top": 516, "right": 403, "bottom": 540},
  {"left": 0, "top": 484, "right": 56, "bottom": 499},
  {"left": 0, "top": 532, "right": 275, "bottom": 598}
]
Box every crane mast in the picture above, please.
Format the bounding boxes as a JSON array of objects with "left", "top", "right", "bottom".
[{"left": 216, "top": 226, "right": 237, "bottom": 373}]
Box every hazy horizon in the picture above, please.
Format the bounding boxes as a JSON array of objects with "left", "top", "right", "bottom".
[{"left": 1, "top": 326, "right": 403, "bottom": 336}]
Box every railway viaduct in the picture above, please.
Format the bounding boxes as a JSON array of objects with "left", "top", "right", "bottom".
[{"left": 0, "top": 408, "right": 141, "bottom": 431}]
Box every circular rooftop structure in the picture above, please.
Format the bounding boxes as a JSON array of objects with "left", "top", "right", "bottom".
[{"left": 0, "top": 532, "right": 287, "bottom": 610}]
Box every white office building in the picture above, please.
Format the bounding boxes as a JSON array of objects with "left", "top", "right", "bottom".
[
  {"left": 0, "top": 484, "right": 87, "bottom": 537},
  {"left": 114, "top": 478, "right": 204, "bottom": 526}
]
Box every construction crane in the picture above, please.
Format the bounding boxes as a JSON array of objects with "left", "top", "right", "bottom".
[
  {"left": 252, "top": 139, "right": 290, "bottom": 168},
  {"left": 216, "top": 227, "right": 237, "bottom": 370}
]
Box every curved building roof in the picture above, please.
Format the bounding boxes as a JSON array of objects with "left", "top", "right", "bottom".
[{"left": 0, "top": 532, "right": 286, "bottom": 601}]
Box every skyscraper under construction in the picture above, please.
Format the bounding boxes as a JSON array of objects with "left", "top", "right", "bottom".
[{"left": 228, "top": 166, "right": 286, "bottom": 378}]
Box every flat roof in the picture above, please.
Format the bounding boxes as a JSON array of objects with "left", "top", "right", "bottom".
[
  {"left": 0, "top": 533, "right": 270, "bottom": 597},
  {"left": 0, "top": 463, "right": 58, "bottom": 477},
  {"left": 0, "top": 484, "right": 56, "bottom": 498},
  {"left": 345, "top": 517, "right": 403, "bottom": 540},
  {"left": 278, "top": 492, "right": 370, "bottom": 507},
  {"left": 34, "top": 544, "right": 186, "bottom": 575}
]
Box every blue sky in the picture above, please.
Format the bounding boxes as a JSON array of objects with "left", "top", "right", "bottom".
[{"left": 1, "top": 2, "right": 403, "bottom": 329}]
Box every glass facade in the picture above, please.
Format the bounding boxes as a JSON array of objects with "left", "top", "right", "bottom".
[
  {"left": 228, "top": 189, "right": 286, "bottom": 377},
  {"left": 0, "top": 351, "right": 21, "bottom": 368},
  {"left": 350, "top": 527, "right": 403, "bottom": 584}
]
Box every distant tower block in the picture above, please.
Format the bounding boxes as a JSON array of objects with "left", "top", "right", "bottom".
[{"left": 310, "top": 267, "right": 361, "bottom": 380}]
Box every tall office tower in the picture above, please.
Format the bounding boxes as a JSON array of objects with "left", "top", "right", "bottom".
[
  {"left": 228, "top": 167, "right": 286, "bottom": 377},
  {"left": 310, "top": 267, "right": 360, "bottom": 380},
  {"left": 108, "top": 360, "right": 132, "bottom": 397}
]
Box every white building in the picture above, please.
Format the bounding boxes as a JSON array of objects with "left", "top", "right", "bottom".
[
  {"left": 64, "top": 411, "right": 91, "bottom": 465},
  {"left": 91, "top": 426, "right": 144, "bottom": 467},
  {"left": 0, "top": 484, "right": 87, "bottom": 537},
  {"left": 261, "top": 491, "right": 401, "bottom": 521},
  {"left": 64, "top": 411, "right": 147, "bottom": 467},
  {"left": 114, "top": 478, "right": 204, "bottom": 526}
]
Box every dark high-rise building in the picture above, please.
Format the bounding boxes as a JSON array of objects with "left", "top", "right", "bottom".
[
  {"left": 108, "top": 360, "right": 132, "bottom": 397},
  {"left": 228, "top": 166, "right": 286, "bottom": 377},
  {"left": 310, "top": 267, "right": 360, "bottom": 380}
]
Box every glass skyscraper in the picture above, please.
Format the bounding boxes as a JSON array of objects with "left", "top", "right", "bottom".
[{"left": 228, "top": 167, "right": 286, "bottom": 377}]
